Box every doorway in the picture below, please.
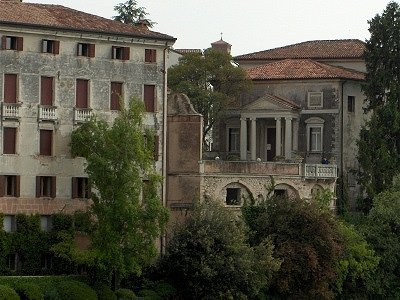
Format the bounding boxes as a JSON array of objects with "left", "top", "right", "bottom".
[{"left": 266, "top": 127, "right": 276, "bottom": 161}]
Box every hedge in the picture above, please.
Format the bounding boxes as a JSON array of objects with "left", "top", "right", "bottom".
[{"left": 0, "top": 284, "right": 20, "bottom": 300}]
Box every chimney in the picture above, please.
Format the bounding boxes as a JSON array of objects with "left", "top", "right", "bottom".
[
  {"left": 211, "top": 35, "right": 232, "bottom": 54},
  {"left": 134, "top": 19, "right": 151, "bottom": 30}
]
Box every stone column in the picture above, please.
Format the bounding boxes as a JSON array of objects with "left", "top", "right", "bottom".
[
  {"left": 285, "top": 117, "right": 292, "bottom": 159},
  {"left": 293, "top": 118, "right": 299, "bottom": 152},
  {"left": 240, "top": 117, "right": 247, "bottom": 160},
  {"left": 275, "top": 117, "right": 281, "bottom": 156},
  {"left": 251, "top": 117, "right": 257, "bottom": 161}
]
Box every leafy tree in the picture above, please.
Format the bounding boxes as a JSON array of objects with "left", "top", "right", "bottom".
[
  {"left": 70, "top": 97, "right": 169, "bottom": 284},
  {"left": 358, "top": 2, "right": 400, "bottom": 206},
  {"left": 168, "top": 49, "right": 251, "bottom": 148},
  {"left": 113, "top": 0, "right": 154, "bottom": 27},
  {"left": 159, "top": 200, "right": 280, "bottom": 299}
]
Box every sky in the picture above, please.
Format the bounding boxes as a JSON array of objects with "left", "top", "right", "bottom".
[{"left": 25, "top": 0, "right": 391, "bottom": 56}]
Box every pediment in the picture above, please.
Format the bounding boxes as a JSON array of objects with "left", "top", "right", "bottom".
[{"left": 242, "top": 94, "right": 300, "bottom": 112}]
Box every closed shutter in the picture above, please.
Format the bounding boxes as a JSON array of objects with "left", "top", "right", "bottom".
[
  {"left": 53, "top": 40, "right": 60, "bottom": 55},
  {"left": 76, "top": 79, "right": 88, "bottom": 108},
  {"left": 3, "top": 127, "right": 16, "bottom": 154},
  {"left": 51, "top": 177, "right": 56, "bottom": 198},
  {"left": 4, "top": 74, "right": 17, "bottom": 103},
  {"left": 72, "top": 177, "right": 78, "bottom": 199},
  {"left": 15, "top": 176, "right": 20, "bottom": 198},
  {"left": 0, "top": 175, "right": 5, "bottom": 197},
  {"left": 1, "top": 36, "right": 6, "bottom": 50},
  {"left": 110, "top": 82, "right": 122, "bottom": 110},
  {"left": 145, "top": 49, "right": 151, "bottom": 62},
  {"left": 36, "top": 177, "right": 41, "bottom": 198},
  {"left": 41, "top": 76, "right": 53, "bottom": 105},
  {"left": 144, "top": 85, "right": 155, "bottom": 112},
  {"left": 40, "top": 130, "right": 52, "bottom": 156},
  {"left": 16, "top": 37, "right": 23, "bottom": 51},
  {"left": 88, "top": 44, "right": 95, "bottom": 58},
  {"left": 123, "top": 47, "right": 130, "bottom": 60}
]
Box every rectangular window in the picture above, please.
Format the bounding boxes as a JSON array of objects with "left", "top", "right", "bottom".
[
  {"left": 3, "top": 127, "right": 16, "bottom": 154},
  {"left": 71, "top": 177, "right": 90, "bottom": 199},
  {"left": 1, "top": 36, "right": 23, "bottom": 51},
  {"left": 348, "top": 96, "right": 355, "bottom": 113},
  {"left": 77, "top": 43, "right": 95, "bottom": 57},
  {"left": 308, "top": 92, "right": 323, "bottom": 108},
  {"left": 110, "top": 82, "right": 123, "bottom": 111},
  {"left": 41, "top": 76, "right": 54, "bottom": 106},
  {"left": 3, "top": 215, "right": 16, "bottom": 232},
  {"left": 112, "top": 46, "right": 130, "bottom": 60},
  {"left": 41, "top": 253, "right": 53, "bottom": 270},
  {"left": 226, "top": 188, "right": 241, "bottom": 206},
  {"left": 4, "top": 74, "right": 17, "bottom": 103},
  {"left": 42, "top": 39, "right": 60, "bottom": 54},
  {"left": 40, "top": 216, "right": 53, "bottom": 231},
  {"left": 228, "top": 128, "right": 240, "bottom": 152},
  {"left": 76, "top": 79, "right": 89, "bottom": 108},
  {"left": 36, "top": 176, "right": 56, "bottom": 198},
  {"left": 144, "top": 85, "right": 155, "bottom": 112},
  {"left": 40, "top": 129, "right": 52, "bottom": 156},
  {"left": 309, "top": 127, "right": 322, "bottom": 152},
  {"left": 7, "top": 253, "right": 17, "bottom": 271},
  {"left": 0, "top": 175, "right": 20, "bottom": 197},
  {"left": 145, "top": 49, "right": 156, "bottom": 63}
]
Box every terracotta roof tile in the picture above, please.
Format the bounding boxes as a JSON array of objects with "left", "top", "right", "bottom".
[
  {"left": 247, "top": 59, "right": 365, "bottom": 81},
  {"left": 0, "top": 2, "right": 175, "bottom": 41},
  {"left": 235, "top": 39, "right": 365, "bottom": 61},
  {"left": 174, "top": 49, "right": 203, "bottom": 55}
]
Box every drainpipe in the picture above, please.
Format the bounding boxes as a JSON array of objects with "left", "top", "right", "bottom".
[{"left": 341, "top": 80, "right": 347, "bottom": 177}]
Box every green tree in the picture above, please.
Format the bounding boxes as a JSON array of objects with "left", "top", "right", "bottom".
[
  {"left": 159, "top": 200, "right": 280, "bottom": 299},
  {"left": 168, "top": 49, "right": 251, "bottom": 148},
  {"left": 358, "top": 2, "right": 400, "bottom": 206},
  {"left": 113, "top": 0, "right": 154, "bottom": 27},
  {"left": 70, "top": 97, "right": 168, "bottom": 284}
]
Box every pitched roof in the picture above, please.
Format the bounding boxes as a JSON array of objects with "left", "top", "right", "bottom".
[
  {"left": 246, "top": 59, "right": 365, "bottom": 81},
  {"left": 0, "top": 2, "right": 175, "bottom": 41},
  {"left": 235, "top": 39, "right": 365, "bottom": 61},
  {"left": 174, "top": 49, "right": 203, "bottom": 55}
]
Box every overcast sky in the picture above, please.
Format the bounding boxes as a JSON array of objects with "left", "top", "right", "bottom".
[{"left": 26, "top": 0, "right": 390, "bottom": 56}]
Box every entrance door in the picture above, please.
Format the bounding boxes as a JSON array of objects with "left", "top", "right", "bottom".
[{"left": 266, "top": 128, "right": 276, "bottom": 161}]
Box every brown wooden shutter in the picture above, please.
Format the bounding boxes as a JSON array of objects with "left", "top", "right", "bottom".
[
  {"left": 110, "top": 82, "right": 122, "bottom": 110},
  {"left": 145, "top": 49, "right": 150, "bottom": 62},
  {"left": 1, "top": 36, "right": 6, "bottom": 50},
  {"left": 0, "top": 176, "right": 5, "bottom": 197},
  {"left": 41, "top": 76, "right": 53, "bottom": 106},
  {"left": 111, "top": 46, "right": 116, "bottom": 59},
  {"left": 4, "top": 74, "right": 17, "bottom": 103},
  {"left": 154, "top": 135, "right": 159, "bottom": 161},
  {"left": 40, "top": 130, "right": 52, "bottom": 156},
  {"left": 151, "top": 49, "right": 156, "bottom": 62},
  {"left": 76, "top": 79, "right": 88, "bottom": 108},
  {"left": 53, "top": 40, "right": 60, "bottom": 55},
  {"left": 3, "top": 127, "right": 16, "bottom": 154},
  {"left": 144, "top": 85, "right": 155, "bottom": 112},
  {"left": 16, "top": 37, "right": 23, "bottom": 51},
  {"left": 15, "top": 176, "right": 20, "bottom": 198},
  {"left": 72, "top": 177, "right": 78, "bottom": 199},
  {"left": 36, "top": 177, "right": 41, "bottom": 198},
  {"left": 123, "top": 47, "right": 130, "bottom": 60},
  {"left": 88, "top": 43, "right": 95, "bottom": 58},
  {"left": 51, "top": 177, "right": 56, "bottom": 198}
]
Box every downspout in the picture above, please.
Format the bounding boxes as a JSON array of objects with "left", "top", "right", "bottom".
[{"left": 341, "top": 80, "right": 347, "bottom": 177}]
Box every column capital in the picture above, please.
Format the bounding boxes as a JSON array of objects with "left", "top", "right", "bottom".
[
  {"left": 285, "top": 117, "right": 293, "bottom": 121},
  {"left": 250, "top": 117, "right": 257, "bottom": 121},
  {"left": 275, "top": 117, "right": 281, "bottom": 122},
  {"left": 240, "top": 117, "right": 247, "bottom": 122}
]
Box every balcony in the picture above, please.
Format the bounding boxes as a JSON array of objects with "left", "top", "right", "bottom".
[
  {"left": 74, "top": 108, "right": 92, "bottom": 123},
  {"left": 38, "top": 106, "right": 57, "bottom": 121},
  {"left": 2, "top": 103, "right": 20, "bottom": 119},
  {"left": 303, "top": 164, "right": 337, "bottom": 179}
]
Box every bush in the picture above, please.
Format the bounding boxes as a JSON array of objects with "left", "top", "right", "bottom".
[
  {"left": 43, "top": 288, "right": 59, "bottom": 300},
  {"left": 95, "top": 284, "right": 116, "bottom": 300},
  {"left": 153, "top": 282, "right": 176, "bottom": 299},
  {"left": 56, "top": 280, "right": 97, "bottom": 300},
  {"left": 0, "top": 284, "right": 20, "bottom": 300},
  {"left": 137, "top": 289, "right": 160, "bottom": 300},
  {"left": 115, "top": 288, "right": 136, "bottom": 300},
  {"left": 14, "top": 283, "right": 43, "bottom": 300}
]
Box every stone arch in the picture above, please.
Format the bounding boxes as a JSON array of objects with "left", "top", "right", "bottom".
[
  {"left": 274, "top": 183, "right": 300, "bottom": 199},
  {"left": 218, "top": 182, "right": 251, "bottom": 206},
  {"left": 311, "top": 184, "right": 324, "bottom": 197}
]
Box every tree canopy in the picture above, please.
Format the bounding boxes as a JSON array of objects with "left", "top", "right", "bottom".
[
  {"left": 168, "top": 49, "right": 251, "bottom": 148},
  {"left": 358, "top": 2, "right": 400, "bottom": 206},
  {"left": 113, "top": 0, "right": 154, "bottom": 27}
]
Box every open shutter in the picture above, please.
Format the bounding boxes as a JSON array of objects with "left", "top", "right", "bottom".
[
  {"left": 144, "top": 85, "right": 155, "bottom": 112},
  {"left": 71, "top": 177, "right": 78, "bottom": 199},
  {"left": 151, "top": 49, "right": 156, "bottom": 62},
  {"left": 15, "top": 176, "right": 20, "bottom": 198},
  {"left": 51, "top": 177, "right": 56, "bottom": 198},
  {"left": 123, "top": 47, "right": 130, "bottom": 60},
  {"left": 76, "top": 79, "right": 88, "bottom": 108},
  {"left": 1, "top": 36, "right": 6, "bottom": 50},
  {"left": 36, "top": 177, "right": 41, "bottom": 198},
  {"left": 53, "top": 40, "right": 60, "bottom": 55},
  {"left": 0, "top": 176, "right": 5, "bottom": 197},
  {"left": 88, "top": 43, "right": 95, "bottom": 58},
  {"left": 4, "top": 74, "right": 17, "bottom": 104},
  {"left": 16, "top": 37, "right": 23, "bottom": 51}
]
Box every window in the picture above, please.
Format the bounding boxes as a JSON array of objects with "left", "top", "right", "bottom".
[
  {"left": 145, "top": 49, "right": 156, "bottom": 63},
  {"left": 228, "top": 128, "right": 240, "bottom": 152},
  {"left": 4, "top": 74, "right": 17, "bottom": 103},
  {"left": 40, "top": 129, "right": 52, "bottom": 156},
  {"left": 76, "top": 79, "right": 89, "bottom": 108},
  {"left": 36, "top": 176, "right": 56, "bottom": 198},
  {"left": 348, "top": 96, "right": 355, "bottom": 113},
  {"left": 274, "top": 189, "right": 288, "bottom": 197},
  {"left": 1, "top": 36, "right": 23, "bottom": 51},
  {"left": 226, "top": 188, "right": 241, "bottom": 206},
  {"left": 305, "top": 117, "right": 324, "bottom": 153},
  {"left": 110, "top": 82, "right": 123, "bottom": 110},
  {"left": 77, "top": 43, "right": 95, "bottom": 57},
  {"left": 42, "top": 39, "right": 59, "bottom": 54},
  {"left": 112, "top": 46, "right": 130, "bottom": 60},
  {"left": 72, "top": 177, "right": 90, "bottom": 199},
  {"left": 41, "top": 76, "right": 54, "bottom": 106},
  {"left": 307, "top": 92, "right": 323, "bottom": 108},
  {"left": 41, "top": 253, "right": 53, "bottom": 270},
  {"left": 144, "top": 85, "right": 155, "bottom": 112},
  {"left": 3, "top": 215, "right": 16, "bottom": 232},
  {"left": 3, "top": 127, "right": 16, "bottom": 154},
  {"left": 40, "top": 215, "right": 52, "bottom": 231},
  {"left": 0, "top": 175, "right": 20, "bottom": 197}
]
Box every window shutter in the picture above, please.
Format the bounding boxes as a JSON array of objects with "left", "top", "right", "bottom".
[
  {"left": 111, "top": 46, "right": 116, "bottom": 59},
  {"left": 41, "top": 76, "right": 53, "bottom": 106},
  {"left": 154, "top": 135, "right": 159, "bottom": 161},
  {"left": 151, "top": 49, "right": 156, "bottom": 62},
  {"left": 16, "top": 37, "right": 23, "bottom": 51},
  {"left": 0, "top": 175, "right": 5, "bottom": 197},
  {"left": 76, "top": 79, "right": 89, "bottom": 108},
  {"left": 110, "top": 82, "right": 122, "bottom": 110},
  {"left": 88, "top": 44, "right": 95, "bottom": 58},
  {"left": 15, "top": 176, "right": 20, "bottom": 198},
  {"left": 123, "top": 47, "right": 130, "bottom": 60},
  {"left": 4, "top": 74, "right": 17, "bottom": 103},
  {"left": 53, "top": 40, "right": 60, "bottom": 55},
  {"left": 51, "top": 177, "right": 56, "bottom": 198},
  {"left": 40, "top": 130, "right": 52, "bottom": 156},
  {"left": 36, "top": 177, "right": 41, "bottom": 198},
  {"left": 3, "top": 127, "right": 16, "bottom": 154},
  {"left": 72, "top": 177, "right": 78, "bottom": 199},
  {"left": 145, "top": 49, "right": 151, "bottom": 62},
  {"left": 144, "top": 85, "right": 155, "bottom": 112},
  {"left": 1, "top": 36, "right": 6, "bottom": 50}
]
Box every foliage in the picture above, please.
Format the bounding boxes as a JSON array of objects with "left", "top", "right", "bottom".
[
  {"left": 56, "top": 280, "right": 97, "bottom": 300},
  {"left": 70, "top": 97, "right": 169, "bottom": 283},
  {"left": 14, "top": 283, "right": 43, "bottom": 300},
  {"left": 168, "top": 49, "right": 251, "bottom": 148},
  {"left": 358, "top": 2, "right": 400, "bottom": 206},
  {"left": 0, "top": 284, "right": 20, "bottom": 300},
  {"left": 113, "top": 0, "right": 154, "bottom": 27},
  {"left": 95, "top": 284, "right": 116, "bottom": 300},
  {"left": 159, "top": 200, "right": 280, "bottom": 299},
  {"left": 336, "top": 172, "right": 349, "bottom": 215},
  {"left": 115, "top": 288, "right": 136, "bottom": 300}
]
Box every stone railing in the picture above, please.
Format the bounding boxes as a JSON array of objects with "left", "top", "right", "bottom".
[
  {"left": 38, "top": 106, "right": 57, "bottom": 121},
  {"left": 2, "top": 103, "right": 20, "bottom": 119},
  {"left": 303, "top": 164, "right": 337, "bottom": 178},
  {"left": 74, "top": 108, "right": 92, "bottom": 123}
]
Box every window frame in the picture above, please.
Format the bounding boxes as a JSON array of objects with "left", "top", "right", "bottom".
[
  {"left": 77, "top": 43, "right": 95, "bottom": 58},
  {"left": 36, "top": 176, "right": 56, "bottom": 198},
  {"left": 226, "top": 187, "right": 241, "bottom": 206},
  {"left": 112, "top": 46, "right": 130, "bottom": 60},
  {"left": 4, "top": 73, "right": 18, "bottom": 103},
  {"left": 76, "top": 79, "right": 90, "bottom": 109},
  {"left": 143, "top": 84, "right": 156, "bottom": 112},
  {"left": 39, "top": 129, "right": 53, "bottom": 156},
  {"left": 305, "top": 117, "right": 325, "bottom": 153},
  {"left": 348, "top": 95, "right": 355, "bottom": 113},
  {"left": 40, "top": 76, "right": 54, "bottom": 106},
  {"left": 3, "top": 127, "right": 17, "bottom": 154},
  {"left": 1, "top": 36, "right": 23, "bottom": 51},
  {"left": 71, "top": 177, "right": 91, "bottom": 199},
  {"left": 145, "top": 49, "right": 156, "bottom": 63},
  {"left": 307, "top": 92, "right": 323, "bottom": 109},
  {"left": 42, "top": 39, "right": 60, "bottom": 55},
  {"left": 227, "top": 127, "right": 240, "bottom": 153},
  {"left": 0, "top": 175, "right": 20, "bottom": 197},
  {"left": 3, "top": 215, "right": 16, "bottom": 233}
]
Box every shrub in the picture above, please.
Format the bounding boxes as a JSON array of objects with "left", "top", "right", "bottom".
[
  {"left": 43, "top": 288, "right": 59, "bottom": 300},
  {"left": 95, "top": 284, "right": 116, "bottom": 300},
  {"left": 115, "top": 288, "right": 136, "bottom": 300},
  {"left": 56, "top": 280, "right": 97, "bottom": 300},
  {"left": 0, "top": 284, "right": 20, "bottom": 300},
  {"left": 153, "top": 282, "right": 176, "bottom": 299},
  {"left": 137, "top": 289, "right": 160, "bottom": 299},
  {"left": 14, "top": 283, "right": 43, "bottom": 300}
]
